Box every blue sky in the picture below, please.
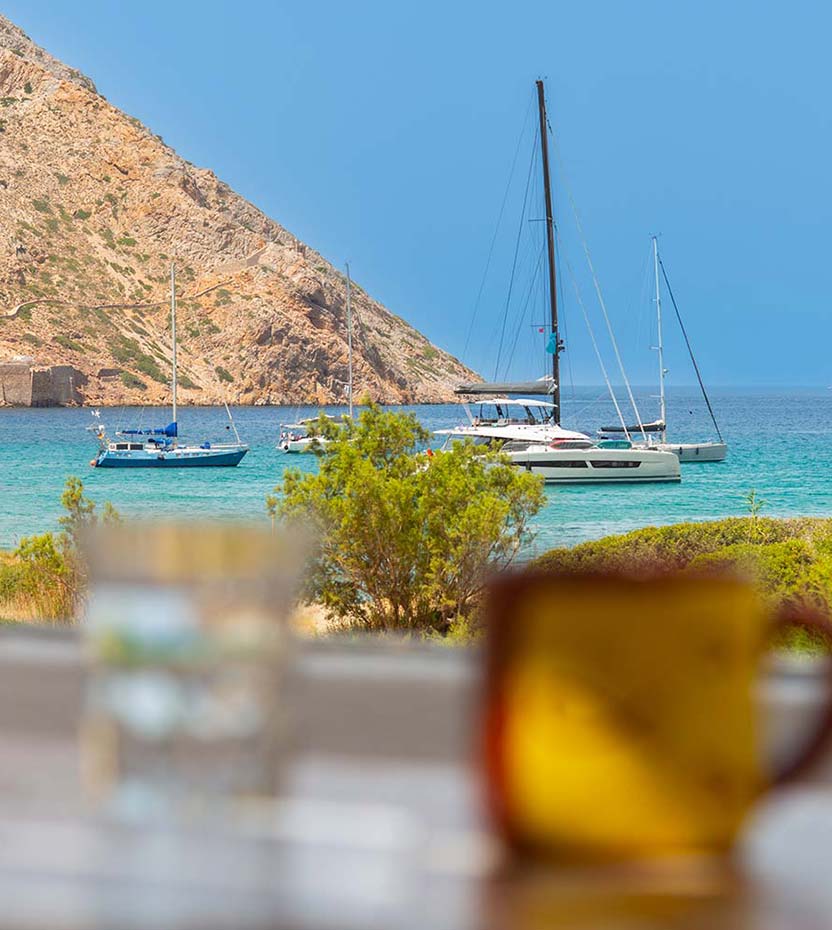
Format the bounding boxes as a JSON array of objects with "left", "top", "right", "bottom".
[{"left": 7, "top": 0, "right": 832, "bottom": 386}]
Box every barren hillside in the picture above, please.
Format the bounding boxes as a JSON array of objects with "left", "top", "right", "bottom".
[{"left": 0, "top": 15, "right": 476, "bottom": 405}]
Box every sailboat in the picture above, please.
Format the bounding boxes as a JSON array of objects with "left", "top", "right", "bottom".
[
  {"left": 278, "top": 261, "right": 355, "bottom": 454},
  {"left": 439, "top": 81, "right": 680, "bottom": 484},
  {"left": 90, "top": 265, "right": 248, "bottom": 468},
  {"left": 599, "top": 237, "right": 727, "bottom": 462}
]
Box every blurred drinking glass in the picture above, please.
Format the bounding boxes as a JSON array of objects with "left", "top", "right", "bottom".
[{"left": 80, "top": 522, "right": 300, "bottom": 822}]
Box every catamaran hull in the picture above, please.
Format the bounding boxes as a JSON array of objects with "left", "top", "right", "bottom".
[
  {"left": 656, "top": 442, "right": 727, "bottom": 463},
  {"left": 508, "top": 447, "right": 681, "bottom": 484},
  {"left": 94, "top": 448, "right": 248, "bottom": 468}
]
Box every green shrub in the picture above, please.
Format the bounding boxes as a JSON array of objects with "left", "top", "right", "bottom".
[
  {"left": 56, "top": 173, "right": 70, "bottom": 186},
  {"left": 23, "top": 81, "right": 32, "bottom": 95},
  {"left": 215, "top": 365, "right": 234, "bottom": 383},
  {"left": 120, "top": 371, "right": 147, "bottom": 390},
  {"left": 54, "top": 334, "right": 84, "bottom": 351},
  {"left": 534, "top": 517, "right": 832, "bottom": 648},
  {"left": 32, "top": 199, "right": 51, "bottom": 213},
  {"left": 0, "top": 478, "right": 119, "bottom": 621},
  {"left": 268, "top": 407, "right": 544, "bottom": 633},
  {"left": 73, "top": 209, "right": 91, "bottom": 220}
]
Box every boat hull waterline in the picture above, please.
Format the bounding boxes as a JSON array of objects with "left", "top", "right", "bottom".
[
  {"left": 94, "top": 446, "right": 248, "bottom": 468},
  {"left": 656, "top": 441, "right": 727, "bottom": 463}
]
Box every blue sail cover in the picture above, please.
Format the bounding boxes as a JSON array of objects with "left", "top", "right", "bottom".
[{"left": 118, "top": 421, "right": 178, "bottom": 437}]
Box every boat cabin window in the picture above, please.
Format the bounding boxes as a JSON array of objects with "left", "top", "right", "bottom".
[
  {"left": 128, "top": 443, "right": 143, "bottom": 451},
  {"left": 115, "top": 443, "right": 129, "bottom": 450},
  {"left": 472, "top": 402, "right": 553, "bottom": 427},
  {"left": 590, "top": 460, "right": 641, "bottom": 469}
]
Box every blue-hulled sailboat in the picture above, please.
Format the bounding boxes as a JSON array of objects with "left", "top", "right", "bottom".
[{"left": 90, "top": 264, "right": 248, "bottom": 468}]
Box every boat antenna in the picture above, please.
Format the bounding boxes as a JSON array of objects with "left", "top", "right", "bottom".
[
  {"left": 345, "top": 261, "right": 354, "bottom": 418},
  {"left": 652, "top": 236, "right": 667, "bottom": 442},
  {"left": 170, "top": 261, "right": 177, "bottom": 430},
  {"left": 536, "top": 79, "right": 562, "bottom": 422},
  {"left": 658, "top": 253, "right": 723, "bottom": 443}
]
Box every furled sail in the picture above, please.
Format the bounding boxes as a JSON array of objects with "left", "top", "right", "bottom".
[{"left": 455, "top": 378, "right": 556, "bottom": 397}]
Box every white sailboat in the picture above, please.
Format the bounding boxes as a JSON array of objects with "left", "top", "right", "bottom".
[
  {"left": 440, "top": 81, "right": 680, "bottom": 485},
  {"left": 278, "top": 261, "right": 354, "bottom": 454},
  {"left": 600, "top": 237, "right": 727, "bottom": 462}
]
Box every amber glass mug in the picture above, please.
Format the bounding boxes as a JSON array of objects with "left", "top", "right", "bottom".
[{"left": 483, "top": 571, "right": 832, "bottom": 863}]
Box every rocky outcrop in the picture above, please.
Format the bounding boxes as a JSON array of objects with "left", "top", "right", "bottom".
[{"left": 0, "top": 15, "right": 477, "bottom": 405}]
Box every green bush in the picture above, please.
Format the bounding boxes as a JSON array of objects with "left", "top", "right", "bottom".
[
  {"left": 54, "top": 334, "right": 84, "bottom": 351},
  {"left": 0, "top": 478, "right": 119, "bottom": 621},
  {"left": 215, "top": 365, "right": 234, "bottom": 383},
  {"left": 534, "top": 516, "right": 832, "bottom": 626},
  {"left": 268, "top": 407, "right": 544, "bottom": 633},
  {"left": 120, "top": 371, "right": 147, "bottom": 390}
]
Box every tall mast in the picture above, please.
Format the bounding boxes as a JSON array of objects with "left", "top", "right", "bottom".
[
  {"left": 652, "top": 236, "right": 667, "bottom": 442},
  {"left": 536, "top": 79, "right": 561, "bottom": 422},
  {"left": 345, "top": 262, "right": 354, "bottom": 418},
  {"left": 170, "top": 261, "right": 177, "bottom": 427}
]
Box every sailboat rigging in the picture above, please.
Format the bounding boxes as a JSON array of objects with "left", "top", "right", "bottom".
[
  {"left": 600, "top": 238, "right": 727, "bottom": 462},
  {"left": 89, "top": 264, "right": 249, "bottom": 468},
  {"left": 278, "top": 261, "right": 355, "bottom": 453},
  {"left": 440, "top": 80, "right": 680, "bottom": 484}
]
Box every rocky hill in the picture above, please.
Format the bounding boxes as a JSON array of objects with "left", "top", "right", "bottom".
[{"left": 0, "top": 15, "right": 476, "bottom": 405}]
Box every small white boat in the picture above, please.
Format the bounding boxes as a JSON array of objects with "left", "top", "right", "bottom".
[
  {"left": 278, "top": 418, "right": 336, "bottom": 454},
  {"left": 602, "top": 237, "right": 727, "bottom": 463},
  {"left": 278, "top": 263, "right": 356, "bottom": 455}
]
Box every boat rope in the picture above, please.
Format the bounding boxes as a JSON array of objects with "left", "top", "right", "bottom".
[
  {"left": 494, "top": 126, "right": 538, "bottom": 379},
  {"left": 658, "top": 256, "right": 723, "bottom": 442},
  {"left": 551, "top": 144, "right": 647, "bottom": 440},
  {"left": 501, "top": 242, "right": 546, "bottom": 378},
  {"left": 558, "top": 230, "right": 631, "bottom": 439},
  {"left": 462, "top": 94, "right": 535, "bottom": 362}
]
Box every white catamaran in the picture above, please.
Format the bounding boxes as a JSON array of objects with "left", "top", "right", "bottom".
[{"left": 439, "top": 81, "right": 680, "bottom": 485}]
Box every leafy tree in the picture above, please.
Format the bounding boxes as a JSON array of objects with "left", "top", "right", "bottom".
[
  {"left": 1, "top": 477, "right": 119, "bottom": 621},
  {"left": 267, "top": 407, "right": 544, "bottom": 633}
]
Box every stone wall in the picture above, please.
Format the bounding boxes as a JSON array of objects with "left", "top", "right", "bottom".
[
  {"left": 0, "top": 361, "right": 85, "bottom": 406},
  {"left": 0, "top": 362, "right": 32, "bottom": 405}
]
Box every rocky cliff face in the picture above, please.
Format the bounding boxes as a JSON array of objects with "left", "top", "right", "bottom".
[{"left": 0, "top": 15, "right": 476, "bottom": 405}]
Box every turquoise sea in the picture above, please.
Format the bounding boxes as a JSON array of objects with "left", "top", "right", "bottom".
[{"left": 1, "top": 387, "right": 829, "bottom": 555}]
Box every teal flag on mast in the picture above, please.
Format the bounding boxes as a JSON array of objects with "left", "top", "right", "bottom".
[{"left": 545, "top": 332, "right": 558, "bottom": 354}]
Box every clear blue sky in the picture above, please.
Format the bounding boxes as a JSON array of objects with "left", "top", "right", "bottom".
[{"left": 7, "top": 0, "right": 832, "bottom": 386}]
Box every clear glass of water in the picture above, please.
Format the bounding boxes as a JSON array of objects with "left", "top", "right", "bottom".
[{"left": 80, "top": 522, "right": 299, "bottom": 822}]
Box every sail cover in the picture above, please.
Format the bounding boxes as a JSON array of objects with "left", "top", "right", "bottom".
[
  {"left": 455, "top": 378, "right": 556, "bottom": 397},
  {"left": 119, "top": 421, "right": 178, "bottom": 437},
  {"left": 599, "top": 420, "right": 665, "bottom": 434}
]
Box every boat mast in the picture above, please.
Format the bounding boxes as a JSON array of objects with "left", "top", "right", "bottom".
[
  {"left": 170, "top": 261, "right": 177, "bottom": 428},
  {"left": 652, "top": 236, "right": 667, "bottom": 442},
  {"left": 345, "top": 262, "right": 354, "bottom": 418},
  {"left": 536, "top": 79, "right": 561, "bottom": 423}
]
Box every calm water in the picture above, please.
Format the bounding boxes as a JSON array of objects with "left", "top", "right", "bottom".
[{"left": 1, "top": 387, "right": 829, "bottom": 554}]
